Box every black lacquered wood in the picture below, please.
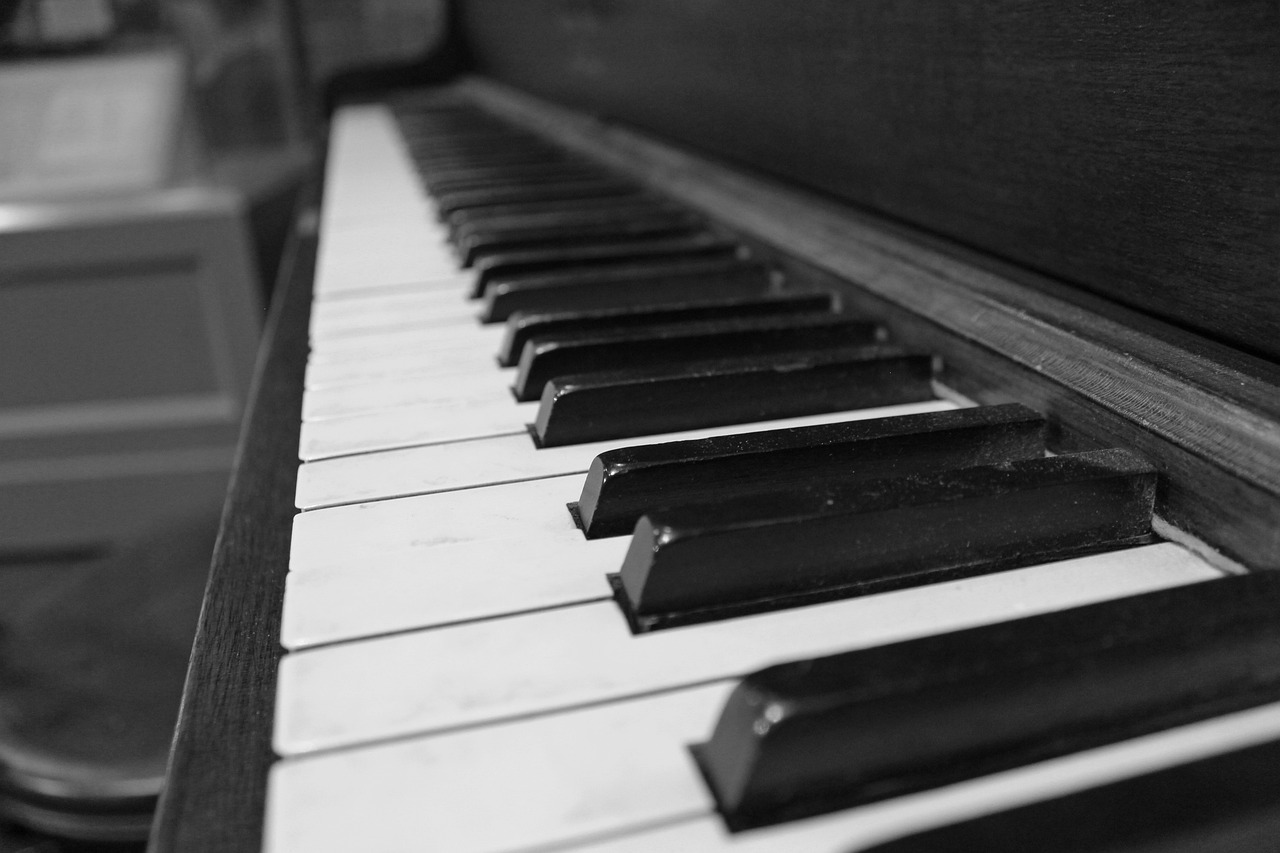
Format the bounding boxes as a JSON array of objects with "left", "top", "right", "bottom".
[
  {"left": 533, "top": 346, "right": 934, "bottom": 447},
  {"left": 694, "top": 571, "right": 1280, "bottom": 831},
  {"left": 461, "top": 210, "right": 701, "bottom": 266},
  {"left": 577, "top": 404, "right": 1044, "bottom": 538},
  {"left": 433, "top": 178, "right": 637, "bottom": 219},
  {"left": 514, "top": 314, "right": 878, "bottom": 401},
  {"left": 483, "top": 256, "right": 770, "bottom": 322},
  {"left": 447, "top": 193, "right": 660, "bottom": 233},
  {"left": 498, "top": 292, "right": 835, "bottom": 366},
  {"left": 616, "top": 449, "right": 1156, "bottom": 628},
  {"left": 424, "top": 164, "right": 604, "bottom": 196},
  {"left": 454, "top": 199, "right": 681, "bottom": 246},
  {"left": 471, "top": 231, "right": 737, "bottom": 297},
  {"left": 859, "top": 737, "right": 1280, "bottom": 853}
]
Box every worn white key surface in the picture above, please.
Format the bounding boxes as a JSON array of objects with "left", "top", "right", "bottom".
[
  {"left": 280, "top": 533, "right": 627, "bottom": 649},
  {"left": 300, "top": 367, "right": 516, "bottom": 421},
  {"left": 264, "top": 690, "right": 1280, "bottom": 853},
  {"left": 305, "top": 319, "right": 504, "bottom": 366},
  {"left": 303, "top": 331, "right": 506, "bottom": 389},
  {"left": 298, "top": 396, "right": 535, "bottom": 460},
  {"left": 274, "top": 543, "right": 1220, "bottom": 755},
  {"left": 295, "top": 401, "right": 956, "bottom": 509},
  {"left": 290, "top": 474, "right": 584, "bottom": 575}
]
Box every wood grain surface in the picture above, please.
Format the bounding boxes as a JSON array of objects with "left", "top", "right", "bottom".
[
  {"left": 147, "top": 211, "right": 315, "bottom": 853},
  {"left": 459, "top": 0, "right": 1280, "bottom": 361}
]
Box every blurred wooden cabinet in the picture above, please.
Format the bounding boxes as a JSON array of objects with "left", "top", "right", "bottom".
[{"left": 0, "top": 187, "right": 262, "bottom": 554}]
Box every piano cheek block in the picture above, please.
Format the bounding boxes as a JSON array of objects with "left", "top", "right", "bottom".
[
  {"left": 692, "top": 572, "right": 1280, "bottom": 832},
  {"left": 614, "top": 450, "right": 1158, "bottom": 629}
]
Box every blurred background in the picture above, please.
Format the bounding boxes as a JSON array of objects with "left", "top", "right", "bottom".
[{"left": 0, "top": 1, "right": 441, "bottom": 849}]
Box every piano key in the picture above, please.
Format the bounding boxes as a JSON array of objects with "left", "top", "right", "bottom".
[
  {"left": 294, "top": 402, "right": 957, "bottom": 510},
  {"left": 456, "top": 205, "right": 695, "bottom": 265},
  {"left": 296, "top": 395, "right": 533, "bottom": 460},
  {"left": 482, "top": 256, "right": 772, "bottom": 322},
  {"left": 618, "top": 449, "right": 1156, "bottom": 628},
  {"left": 433, "top": 179, "right": 640, "bottom": 219},
  {"left": 280, "top": 533, "right": 628, "bottom": 649},
  {"left": 445, "top": 192, "right": 664, "bottom": 233},
  {"left": 497, "top": 292, "right": 836, "bottom": 366},
  {"left": 298, "top": 368, "right": 517, "bottom": 422},
  {"left": 273, "top": 541, "right": 1219, "bottom": 755},
  {"left": 304, "top": 322, "right": 504, "bottom": 369},
  {"left": 424, "top": 164, "right": 609, "bottom": 197},
  {"left": 859, "top": 736, "right": 1280, "bottom": 853},
  {"left": 262, "top": 691, "right": 1280, "bottom": 853},
  {"left": 538, "top": 703, "right": 1280, "bottom": 853},
  {"left": 303, "top": 330, "right": 508, "bottom": 389},
  {"left": 533, "top": 347, "right": 934, "bottom": 447},
  {"left": 308, "top": 287, "right": 478, "bottom": 342},
  {"left": 512, "top": 314, "right": 880, "bottom": 402},
  {"left": 696, "top": 571, "right": 1280, "bottom": 830},
  {"left": 577, "top": 403, "right": 1046, "bottom": 539},
  {"left": 471, "top": 231, "right": 742, "bottom": 298}
]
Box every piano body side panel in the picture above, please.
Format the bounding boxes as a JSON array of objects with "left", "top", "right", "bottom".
[
  {"left": 458, "top": 0, "right": 1280, "bottom": 362},
  {"left": 148, "top": 209, "right": 316, "bottom": 853}
]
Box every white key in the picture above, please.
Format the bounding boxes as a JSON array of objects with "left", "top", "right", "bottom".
[
  {"left": 263, "top": 684, "right": 728, "bottom": 853},
  {"left": 313, "top": 221, "right": 459, "bottom": 297},
  {"left": 274, "top": 543, "right": 1220, "bottom": 755},
  {"left": 308, "top": 289, "right": 480, "bottom": 343},
  {"left": 264, "top": 690, "right": 1280, "bottom": 853},
  {"left": 298, "top": 397, "right": 535, "bottom": 460},
  {"left": 290, "top": 474, "right": 583, "bottom": 575},
  {"left": 295, "top": 401, "right": 958, "bottom": 509},
  {"left": 303, "top": 340, "right": 504, "bottom": 390},
  {"left": 305, "top": 321, "right": 506, "bottom": 367},
  {"left": 299, "top": 368, "right": 516, "bottom": 421},
  {"left": 280, "top": 534, "right": 626, "bottom": 649},
  {"left": 318, "top": 107, "right": 431, "bottom": 235}
]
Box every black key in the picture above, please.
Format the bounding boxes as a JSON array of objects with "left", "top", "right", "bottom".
[
  {"left": 433, "top": 179, "right": 638, "bottom": 219},
  {"left": 472, "top": 232, "right": 739, "bottom": 298},
  {"left": 616, "top": 449, "right": 1156, "bottom": 629},
  {"left": 454, "top": 201, "right": 686, "bottom": 254},
  {"left": 513, "top": 314, "right": 881, "bottom": 402},
  {"left": 425, "top": 168, "right": 612, "bottom": 198},
  {"left": 498, "top": 292, "right": 837, "bottom": 367},
  {"left": 483, "top": 257, "right": 772, "bottom": 322},
  {"left": 533, "top": 346, "right": 934, "bottom": 447},
  {"left": 859, "top": 737, "right": 1280, "bottom": 853},
  {"left": 423, "top": 162, "right": 603, "bottom": 192},
  {"left": 693, "top": 572, "right": 1280, "bottom": 831},
  {"left": 461, "top": 211, "right": 702, "bottom": 267},
  {"left": 448, "top": 194, "right": 661, "bottom": 233},
  {"left": 576, "top": 404, "right": 1045, "bottom": 538}
]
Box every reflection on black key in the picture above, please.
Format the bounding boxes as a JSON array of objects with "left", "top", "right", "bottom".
[
  {"left": 533, "top": 346, "right": 934, "bottom": 447},
  {"left": 472, "top": 232, "right": 738, "bottom": 298},
  {"left": 858, "top": 737, "right": 1280, "bottom": 853},
  {"left": 448, "top": 194, "right": 660, "bottom": 233},
  {"left": 483, "top": 257, "right": 772, "bottom": 322},
  {"left": 498, "top": 292, "right": 836, "bottom": 366},
  {"left": 616, "top": 449, "right": 1156, "bottom": 628},
  {"left": 693, "top": 572, "right": 1280, "bottom": 831},
  {"left": 513, "top": 314, "right": 880, "bottom": 402},
  {"left": 576, "top": 404, "right": 1045, "bottom": 538},
  {"left": 462, "top": 211, "right": 702, "bottom": 267},
  {"left": 434, "top": 179, "right": 637, "bottom": 219}
]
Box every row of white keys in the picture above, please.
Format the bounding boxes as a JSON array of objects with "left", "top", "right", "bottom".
[
  {"left": 267, "top": 544, "right": 1236, "bottom": 853},
  {"left": 270, "top": 103, "right": 1237, "bottom": 853}
]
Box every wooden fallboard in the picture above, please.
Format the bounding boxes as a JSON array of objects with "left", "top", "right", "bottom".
[{"left": 459, "top": 0, "right": 1280, "bottom": 361}]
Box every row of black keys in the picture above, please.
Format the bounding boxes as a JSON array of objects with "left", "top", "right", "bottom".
[{"left": 391, "top": 98, "right": 1280, "bottom": 849}]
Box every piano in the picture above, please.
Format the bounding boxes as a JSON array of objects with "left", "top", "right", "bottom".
[{"left": 150, "top": 2, "right": 1280, "bottom": 851}]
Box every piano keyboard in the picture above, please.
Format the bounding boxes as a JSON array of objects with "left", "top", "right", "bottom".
[{"left": 262, "top": 97, "right": 1280, "bottom": 853}]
